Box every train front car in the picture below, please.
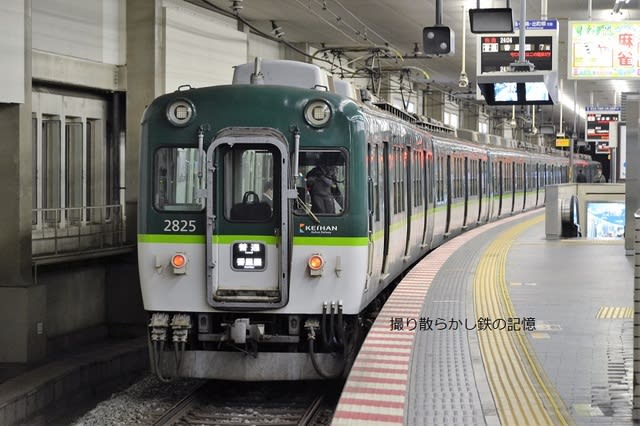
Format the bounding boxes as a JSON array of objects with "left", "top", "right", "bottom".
[{"left": 138, "top": 61, "right": 369, "bottom": 381}]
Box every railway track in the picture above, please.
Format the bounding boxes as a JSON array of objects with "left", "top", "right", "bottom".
[{"left": 152, "top": 380, "right": 340, "bottom": 426}]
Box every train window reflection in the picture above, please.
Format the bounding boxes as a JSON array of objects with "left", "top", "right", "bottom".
[
  {"left": 296, "top": 150, "right": 346, "bottom": 216},
  {"left": 223, "top": 147, "right": 274, "bottom": 222},
  {"left": 154, "top": 147, "right": 205, "bottom": 211}
]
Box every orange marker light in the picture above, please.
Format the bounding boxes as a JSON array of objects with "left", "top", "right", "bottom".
[
  {"left": 308, "top": 254, "right": 324, "bottom": 271},
  {"left": 171, "top": 253, "right": 186, "bottom": 269}
]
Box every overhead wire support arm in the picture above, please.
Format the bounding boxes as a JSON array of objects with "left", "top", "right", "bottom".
[
  {"left": 311, "top": 45, "right": 404, "bottom": 62},
  {"left": 377, "top": 65, "right": 430, "bottom": 81}
]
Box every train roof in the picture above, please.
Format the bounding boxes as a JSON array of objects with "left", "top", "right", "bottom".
[{"left": 158, "top": 59, "right": 590, "bottom": 163}]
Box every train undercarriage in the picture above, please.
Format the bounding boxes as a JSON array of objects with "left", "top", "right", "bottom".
[{"left": 147, "top": 298, "right": 387, "bottom": 381}]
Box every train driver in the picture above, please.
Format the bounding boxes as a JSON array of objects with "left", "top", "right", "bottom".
[
  {"left": 306, "top": 164, "right": 343, "bottom": 214},
  {"left": 262, "top": 180, "right": 273, "bottom": 208}
]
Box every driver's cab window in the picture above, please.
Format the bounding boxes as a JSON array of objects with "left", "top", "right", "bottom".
[
  {"left": 296, "top": 150, "right": 346, "bottom": 216},
  {"left": 223, "top": 147, "right": 274, "bottom": 222},
  {"left": 154, "top": 147, "right": 205, "bottom": 211}
]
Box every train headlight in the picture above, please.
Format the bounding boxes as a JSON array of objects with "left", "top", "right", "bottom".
[
  {"left": 304, "top": 100, "right": 331, "bottom": 128},
  {"left": 171, "top": 253, "right": 187, "bottom": 275},
  {"left": 166, "top": 99, "right": 195, "bottom": 127},
  {"left": 308, "top": 254, "right": 324, "bottom": 276}
]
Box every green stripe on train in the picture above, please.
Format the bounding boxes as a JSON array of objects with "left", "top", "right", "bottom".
[
  {"left": 212, "top": 235, "right": 279, "bottom": 244},
  {"left": 293, "top": 236, "right": 369, "bottom": 246},
  {"left": 138, "top": 234, "right": 367, "bottom": 246},
  {"left": 138, "top": 234, "right": 206, "bottom": 244},
  {"left": 138, "top": 234, "right": 278, "bottom": 244}
]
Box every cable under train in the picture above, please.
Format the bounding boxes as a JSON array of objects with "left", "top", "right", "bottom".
[{"left": 138, "top": 59, "right": 596, "bottom": 381}]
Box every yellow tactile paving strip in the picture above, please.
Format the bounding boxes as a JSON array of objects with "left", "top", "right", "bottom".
[
  {"left": 474, "top": 214, "right": 573, "bottom": 426},
  {"left": 595, "top": 306, "right": 634, "bottom": 319}
]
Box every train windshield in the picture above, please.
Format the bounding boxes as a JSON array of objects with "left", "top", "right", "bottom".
[
  {"left": 296, "top": 150, "right": 346, "bottom": 216},
  {"left": 154, "top": 147, "right": 205, "bottom": 211},
  {"left": 222, "top": 147, "right": 275, "bottom": 222}
]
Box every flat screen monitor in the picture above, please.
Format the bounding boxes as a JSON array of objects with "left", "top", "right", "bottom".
[
  {"left": 525, "top": 82, "right": 549, "bottom": 101},
  {"left": 469, "top": 8, "right": 514, "bottom": 34},
  {"left": 479, "top": 80, "right": 554, "bottom": 105},
  {"left": 494, "top": 82, "right": 518, "bottom": 102}
]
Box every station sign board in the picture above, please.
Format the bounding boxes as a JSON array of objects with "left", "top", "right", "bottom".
[
  {"left": 568, "top": 21, "right": 640, "bottom": 79},
  {"left": 585, "top": 106, "right": 620, "bottom": 153}
]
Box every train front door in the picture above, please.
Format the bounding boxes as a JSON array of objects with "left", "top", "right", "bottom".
[{"left": 205, "top": 128, "right": 291, "bottom": 309}]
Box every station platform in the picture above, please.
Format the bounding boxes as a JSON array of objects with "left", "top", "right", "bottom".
[
  {"left": 333, "top": 209, "right": 634, "bottom": 425},
  {"left": 0, "top": 337, "right": 148, "bottom": 425}
]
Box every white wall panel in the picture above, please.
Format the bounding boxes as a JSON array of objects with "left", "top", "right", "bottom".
[
  {"left": 33, "top": 0, "right": 102, "bottom": 62},
  {"left": 0, "top": 0, "right": 24, "bottom": 103},
  {"left": 248, "top": 33, "right": 282, "bottom": 62},
  {"left": 102, "top": 0, "right": 125, "bottom": 65},
  {"left": 164, "top": 2, "right": 247, "bottom": 92},
  {"left": 32, "top": 0, "right": 124, "bottom": 66}
]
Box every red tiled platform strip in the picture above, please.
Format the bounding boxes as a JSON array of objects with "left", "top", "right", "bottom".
[{"left": 331, "top": 210, "right": 541, "bottom": 425}]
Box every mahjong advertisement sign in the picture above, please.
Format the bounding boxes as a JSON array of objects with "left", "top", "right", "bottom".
[{"left": 569, "top": 21, "right": 640, "bottom": 79}]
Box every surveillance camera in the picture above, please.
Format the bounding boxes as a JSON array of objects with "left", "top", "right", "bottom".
[{"left": 458, "top": 72, "right": 469, "bottom": 88}]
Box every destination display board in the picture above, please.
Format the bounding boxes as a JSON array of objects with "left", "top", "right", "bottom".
[
  {"left": 476, "top": 20, "right": 558, "bottom": 101},
  {"left": 585, "top": 108, "right": 620, "bottom": 143},
  {"left": 585, "top": 107, "right": 620, "bottom": 154},
  {"left": 480, "top": 35, "right": 553, "bottom": 73}
]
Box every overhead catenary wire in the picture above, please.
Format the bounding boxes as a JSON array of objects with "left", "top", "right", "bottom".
[
  {"left": 327, "top": 0, "right": 397, "bottom": 47},
  {"left": 291, "top": 0, "right": 363, "bottom": 45},
  {"left": 200, "top": 0, "right": 487, "bottom": 113},
  {"left": 202, "top": 0, "right": 402, "bottom": 81},
  {"left": 201, "top": 0, "right": 342, "bottom": 71}
]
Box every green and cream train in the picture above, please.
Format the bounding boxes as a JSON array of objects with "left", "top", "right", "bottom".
[{"left": 138, "top": 59, "right": 582, "bottom": 381}]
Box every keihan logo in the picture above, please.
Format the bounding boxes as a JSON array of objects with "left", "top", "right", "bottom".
[{"left": 298, "top": 224, "right": 338, "bottom": 234}]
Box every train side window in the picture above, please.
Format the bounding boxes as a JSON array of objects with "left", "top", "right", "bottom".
[
  {"left": 468, "top": 159, "right": 477, "bottom": 197},
  {"left": 154, "top": 147, "right": 206, "bottom": 212},
  {"left": 296, "top": 150, "right": 346, "bottom": 216},
  {"left": 368, "top": 144, "right": 380, "bottom": 221},
  {"left": 493, "top": 162, "right": 500, "bottom": 195},
  {"left": 394, "top": 147, "right": 406, "bottom": 214},
  {"left": 519, "top": 163, "right": 525, "bottom": 190},
  {"left": 413, "top": 150, "right": 423, "bottom": 207},
  {"left": 436, "top": 156, "right": 444, "bottom": 203},
  {"left": 401, "top": 147, "right": 406, "bottom": 212}
]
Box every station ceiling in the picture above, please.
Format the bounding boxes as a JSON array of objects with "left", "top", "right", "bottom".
[{"left": 189, "top": 0, "right": 640, "bottom": 132}]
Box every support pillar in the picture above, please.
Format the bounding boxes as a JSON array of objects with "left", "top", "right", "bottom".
[
  {"left": 284, "top": 42, "right": 310, "bottom": 63},
  {"left": 635, "top": 209, "right": 640, "bottom": 420},
  {"left": 425, "top": 91, "right": 445, "bottom": 122},
  {"left": 625, "top": 95, "right": 640, "bottom": 255},
  {"left": 461, "top": 103, "right": 480, "bottom": 131},
  {"left": 0, "top": 0, "right": 47, "bottom": 364},
  {"left": 125, "top": 0, "right": 165, "bottom": 243}
]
